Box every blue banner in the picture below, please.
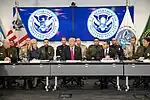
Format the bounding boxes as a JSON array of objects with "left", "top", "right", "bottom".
[{"left": 15, "top": 6, "right": 134, "bottom": 41}]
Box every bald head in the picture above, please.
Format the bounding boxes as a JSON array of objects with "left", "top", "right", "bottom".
[
  {"left": 112, "top": 38, "right": 117, "bottom": 45},
  {"left": 3, "top": 39, "right": 10, "bottom": 49}
]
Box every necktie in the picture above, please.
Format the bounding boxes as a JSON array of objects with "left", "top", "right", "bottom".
[
  {"left": 132, "top": 45, "right": 135, "bottom": 55},
  {"left": 70, "top": 48, "right": 74, "bottom": 60},
  {"left": 105, "top": 49, "right": 107, "bottom": 57}
]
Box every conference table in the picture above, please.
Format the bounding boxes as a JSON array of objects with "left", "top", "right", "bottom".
[
  {"left": 124, "top": 61, "right": 150, "bottom": 91},
  {"left": 0, "top": 60, "right": 149, "bottom": 91},
  {"left": 50, "top": 61, "right": 123, "bottom": 91}
]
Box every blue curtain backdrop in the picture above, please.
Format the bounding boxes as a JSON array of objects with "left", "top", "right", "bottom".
[{"left": 14, "top": 6, "right": 134, "bottom": 41}]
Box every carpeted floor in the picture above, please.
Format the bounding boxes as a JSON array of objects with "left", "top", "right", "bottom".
[
  {"left": 1, "top": 89, "right": 150, "bottom": 100},
  {"left": 0, "top": 79, "right": 150, "bottom": 100}
]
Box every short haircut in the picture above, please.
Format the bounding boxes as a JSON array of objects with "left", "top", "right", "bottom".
[
  {"left": 61, "top": 37, "right": 66, "bottom": 40},
  {"left": 143, "top": 37, "right": 150, "bottom": 42},
  {"left": 69, "top": 37, "right": 75, "bottom": 42},
  {"left": 103, "top": 40, "right": 110, "bottom": 45},
  {"left": 94, "top": 38, "right": 99, "bottom": 41},
  {"left": 131, "top": 36, "right": 136, "bottom": 40},
  {"left": 44, "top": 39, "right": 49, "bottom": 41}
]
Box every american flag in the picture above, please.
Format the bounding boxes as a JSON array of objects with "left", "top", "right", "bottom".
[{"left": 6, "top": 1, "right": 29, "bottom": 47}]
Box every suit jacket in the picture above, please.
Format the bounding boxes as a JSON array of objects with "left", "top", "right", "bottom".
[
  {"left": 78, "top": 44, "right": 87, "bottom": 59},
  {"left": 0, "top": 46, "right": 18, "bottom": 62},
  {"left": 86, "top": 45, "right": 103, "bottom": 60},
  {"left": 56, "top": 45, "right": 69, "bottom": 59},
  {"left": 110, "top": 44, "right": 125, "bottom": 60},
  {"left": 124, "top": 44, "right": 138, "bottom": 59},
  {"left": 62, "top": 46, "right": 82, "bottom": 60},
  {"left": 100, "top": 47, "right": 116, "bottom": 59},
  {"left": 28, "top": 47, "right": 40, "bottom": 61},
  {"left": 39, "top": 45, "right": 54, "bottom": 60}
]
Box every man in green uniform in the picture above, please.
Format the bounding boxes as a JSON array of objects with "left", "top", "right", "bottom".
[
  {"left": 0, "top": 39, "right": 18, "bottom": 62},
  {"left": 39, "top": 39, "right": 54, "bottom": 60},
  {"left": 135, "top": 37, "right": 150, "bottom": 59},
  {"left": 86, "top": 38, "right": 103, "bottom": 60}
]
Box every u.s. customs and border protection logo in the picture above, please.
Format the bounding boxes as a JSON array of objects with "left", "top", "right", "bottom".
[
  {"left": 28, "top": 9, "right": 59, "bottom": 40},
  {"left": 87, "top": 8, "right": 119, "bottom": 40},
  {"left": 115, "top": 26, "right": 135, "bottom": 48}
]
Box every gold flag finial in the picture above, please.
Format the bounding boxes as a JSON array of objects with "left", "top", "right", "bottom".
[{"left": 126, "top": 0, "right": 129, "bottom": 9}]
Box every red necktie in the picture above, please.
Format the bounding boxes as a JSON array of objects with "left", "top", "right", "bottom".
[{"left": 70, "top": 48, "right": 74, "bottom": 60}]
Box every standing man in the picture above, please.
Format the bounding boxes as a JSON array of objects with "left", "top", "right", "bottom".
[
  {"left": 76, "top": 38, "right": 87, "bottom": 60},
  {"left": 124, "top": 37, "right": 138, "bottom": 60},
  {"left": 39, "top": 39, "right": 54, "bottom": 60},
  {"left": 110, "top": 38, "right": 124, "bottom": 60},
  {"left": 86, "top": 38, "right": 102, "bottom": 60},
  {"left": 56, "top": 37, "right": 68, "bottom": 60}
]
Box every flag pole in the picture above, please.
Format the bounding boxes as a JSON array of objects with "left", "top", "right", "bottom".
[{"left": 14, "top": 0, "right": 19, "bottom": 46}]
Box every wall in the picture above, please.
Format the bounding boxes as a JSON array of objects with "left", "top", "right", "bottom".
[{"left": 0, "top": 0, "right": 150, "bottom": 47}]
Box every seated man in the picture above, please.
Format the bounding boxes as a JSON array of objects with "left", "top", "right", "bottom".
[
  {"left": 0, "top": 39, "right": 18, "bottom": 63},
  {"left": 76, "top": 38, "right": 87, "bottom": 60},
  {"left": 135, "top": 37, "right": 150, "bottom": 59},
  {"left": 39, "top": 39, "right": 54, "bottom": 60},
  {"left": 124, "top": 37, "right": 138, "bottom": 60},
  {"left": 86, "top": 38, "right": 103, "bottom": 60},
  {"left": 97, "top": 40, "right": 116, "bottom": 89},
  {"left": 56, "top": 37, "right": 68, "bottom": 60},
  {"left": 110, "top": 38, "right": 124, "bottom": 60},
  {"left": 19, "top": 38, "right": 30, "bottom": 60},
  {"left": 62, "top": 38, "right": 82, "bottom": 86},
  {"left": 133, "top": 37, "right": 150, "bottom": 89},
  {"left": 101, "top": 40, "right": 116, "bottom": 59},
  {"left": 0, "top": 39, "right": 18, "bottom": 89},
  {"left": 63, "top": 38, "right": 82, "bottom": 60},
  {"left": 10, "top": 40, "right": 20, "bottom": 60}
]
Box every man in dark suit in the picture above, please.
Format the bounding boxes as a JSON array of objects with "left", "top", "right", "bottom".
[
  {"left": 56, "top": 37, "right": 68, "bottom": 60},
  {"left": 86, "top": 38, "right": 103, "bottom": 60},
  {"left": 10, "top": 40, "right": 20, "bottom": 61},
  {"left": 62, "top": 38, "right": 82, "bottom": 86},
  {"left": 101, "top": 40, "right": 116, "bottom": 59},
  {"left": 110, "top": 38, "right": 124, "bottom": 60},
  {"left": 99, "top": 40, "right": 116, "bottom": 89},
  {"left": 39, "top": 39, "right": 54, "bottom": 60},
  {"left": 63, "top": 38, "right": 82, "bottom": 60}
]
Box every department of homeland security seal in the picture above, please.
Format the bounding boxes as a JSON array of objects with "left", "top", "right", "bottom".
[
  {"left": 115, "top": 26, "right": 135, "bottom": 48},
  {"left": 87, "top": 8, "right": 119, "bottom": 40},
  {"left": 28, "top": 9, "right": 59, "bottom": 40}
]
